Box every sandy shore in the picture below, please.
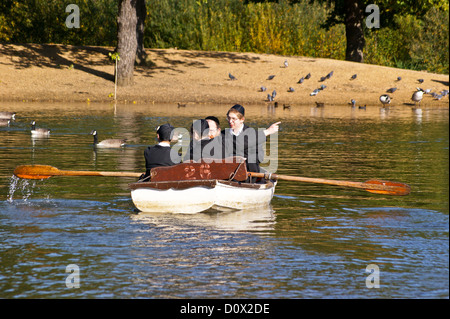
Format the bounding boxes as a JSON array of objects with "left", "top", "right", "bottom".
[{"left": 0, "top": 43, "right": 448, "bottom": 107}]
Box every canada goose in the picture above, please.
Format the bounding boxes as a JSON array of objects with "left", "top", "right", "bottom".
[
  {"left": 0, "top": 119, "right": 10, "bottom": 126},
  {"left": 30, "top": 121, "right": 50, "bottom": 136},
  {"left": 0, "top": 111, "right": 16, "bottom": 120},
  {"left": 379, "top": 94, "right": 391, "bottom": 107},
  {"left": 90, "top": 130, "right": 126, "bottom": 148}
]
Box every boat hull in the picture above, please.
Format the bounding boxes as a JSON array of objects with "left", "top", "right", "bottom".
[{"left": 129, "top": 180, "right": 275, "bottom": 214}]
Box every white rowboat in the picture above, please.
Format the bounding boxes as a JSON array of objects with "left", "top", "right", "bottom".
[{"left": 129, "top": 179, "right": 276, "bottom": 214}]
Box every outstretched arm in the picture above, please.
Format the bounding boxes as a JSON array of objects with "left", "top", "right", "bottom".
[{"left": 264, "top": 121, "right": 281, "bottom": 136}]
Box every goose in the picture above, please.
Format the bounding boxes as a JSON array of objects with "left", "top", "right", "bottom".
[
  {"left": 0, "top": 111, "right": 16, "bottom": 120},
  {"left": 412, "top": 88, "right": 424, "bottom": 107},
  {"left": 379, "top": 94, "right": 391, "bottom": 107},
  {"left": 91, "top": 130, "right": 126, "bottom": 148},
  {"left": 30, "top": 121, "right": 50, "bottom": 136}
]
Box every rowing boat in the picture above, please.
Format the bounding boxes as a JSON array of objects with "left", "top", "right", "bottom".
[{"left": 129, "top": 179, "right": 276, "bottom": 214}]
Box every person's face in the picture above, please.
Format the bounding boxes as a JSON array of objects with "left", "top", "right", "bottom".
[
  {"left": 206, "top": 119, "right": 220, "bottom": 138},
  {"left": 227, "top": 113, "right": 244, "bottom": 131}
]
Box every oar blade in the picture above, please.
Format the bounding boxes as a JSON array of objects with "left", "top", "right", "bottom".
[
  {"left": 364, "top": 179, "right": 411, "bottom": 196},
  {"left": 14, "top": 165, "right": 60, "bottom": 180}
]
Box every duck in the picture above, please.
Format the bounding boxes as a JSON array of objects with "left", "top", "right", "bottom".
[
  {"left": 315, "top": 102, "right": 324, "bottom": 108},
  {"left": 90, "top": 130, "right": 126, "bottom": 148},
  {"left": 412, "top": 88, "right": 424, "bottom": 107},
  {"left": 30, "top": 121, "right": 50, "bottom": 136},
  {"left": 283, "top": 104, "right": 291, "bottom": 110},
  {"left": 379, "top": 94, "right": 391, "bottom": 107},
  {"left": 0, "top": 111, "right": 16, "bottom": 120},
  {"left": 177, "top": 102, "right": 187, "bottom": 108}
]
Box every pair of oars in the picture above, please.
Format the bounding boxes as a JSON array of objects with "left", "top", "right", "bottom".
[{"left": 13, "top": 164, "right": 411, "bottom": 196}]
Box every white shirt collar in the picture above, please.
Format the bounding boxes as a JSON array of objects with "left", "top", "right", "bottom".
[
  {"left": 230, "top": 125, "right": 244, "bottom": 136},
  {"left": 158, "top": 141, "right": 171, "bottom": 147}
]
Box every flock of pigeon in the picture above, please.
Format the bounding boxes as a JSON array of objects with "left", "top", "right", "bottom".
[
  {"left": 378, "top": 76, "right": 449, "bottom": 109},
  {"left": 228, "top": 59, "right": 449, "bottom": 109}
]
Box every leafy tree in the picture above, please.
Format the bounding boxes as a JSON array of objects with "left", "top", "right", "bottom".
[
  {"left": 248, "top": 0, "right": 448, "bottom": 63},
  {"left": 313, "top": 0, "right": 448, "bottom": 62}
]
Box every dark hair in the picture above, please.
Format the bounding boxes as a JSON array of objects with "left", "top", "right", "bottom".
[
  {"left": 205, "top": 116, "right": 220, "bottom": 128},
  {"left": 156, "top": 123, "right": 174, "bottom": 141}
]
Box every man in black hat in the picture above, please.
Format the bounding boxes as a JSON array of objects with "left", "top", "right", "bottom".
[
  {"left": 141, "top": 123, "right": 180, "bottom": 180},
  {"left": 223, "top": 104, "right": 280, "bottom": 181},
  {"left": 184, "top": 119, "right": 218, "bottom": 162}
]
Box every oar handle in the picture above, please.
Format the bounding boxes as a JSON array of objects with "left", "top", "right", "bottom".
[{"left": 57, "top": 170, "right": 142, "bottom": 178}]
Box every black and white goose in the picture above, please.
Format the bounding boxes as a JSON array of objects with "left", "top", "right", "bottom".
[
  {"left": 0, "top": 111, "right": 16, "bottom": 120},
  {"left": 379, "top": 94, "right": 391, "bottom": 107},
  {"left": 30, "top": 121, "right": 50, "bottom": 136},
  {"left": 91, "top": 130, "right": 126, "bottom": 148}
]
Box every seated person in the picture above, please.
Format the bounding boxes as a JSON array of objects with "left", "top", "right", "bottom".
[
  {"left": 141, "top": 123, "right": 180, "bottom": 180},
  {"left": 183, "top": 119, "right": 222, "bottom": 162}
]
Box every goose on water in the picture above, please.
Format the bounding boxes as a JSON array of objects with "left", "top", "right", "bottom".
[
  {"left": 91, "top": 130, "right": 126, "bottom": 148},
  {"left": 0, "top": 111, "right": 16, "bottom": 120},
  {"left": 30, "top": 121, "right": 50, "bottom": 136}
]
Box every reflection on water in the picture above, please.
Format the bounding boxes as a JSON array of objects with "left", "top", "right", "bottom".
[
  {"left": 0, "top": 102, "right": 448, "bottom": 299},
  {"left": 132, "top": 206, "right": 276, "bottom": 233}
]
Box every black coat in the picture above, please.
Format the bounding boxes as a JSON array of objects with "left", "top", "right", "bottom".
[
  {"left": 222, "top": 124, "right": 266, "bottom": 173},
  {"left": 183, "top": 136, "right": 224, "bottom": 162},
  {"left": 144, "top": 145, "right": 180, "bottom": 178}
]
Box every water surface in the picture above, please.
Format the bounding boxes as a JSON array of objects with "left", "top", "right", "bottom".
[{"left": 0, "top": 102, "right": 448, "bottom": 299}]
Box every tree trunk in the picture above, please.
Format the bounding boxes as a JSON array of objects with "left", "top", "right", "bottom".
[
  {"left": 344, "top": 0, "right": 365, "bottom": 63},
  {"left": 135, "top": 0, "right": 147, "bottom": 65},
  {"left": 117, "top": 0, "right": 137, "bottom": 86}
]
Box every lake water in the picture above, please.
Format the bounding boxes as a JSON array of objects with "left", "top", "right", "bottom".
[{"left": 0, "top": 102, "right": 448, "bottom": 300}]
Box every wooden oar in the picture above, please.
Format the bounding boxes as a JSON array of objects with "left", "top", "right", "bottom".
[
  {"left": 13, "top": 165, "right": 142, "bottom": 180},
  {"left": 249, "top": 172, "right": 411, "bottom": 196}
]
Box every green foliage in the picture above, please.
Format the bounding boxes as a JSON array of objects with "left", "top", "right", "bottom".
[{"left": 0, "top": 0, "right": 448, "bottom": 74}]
